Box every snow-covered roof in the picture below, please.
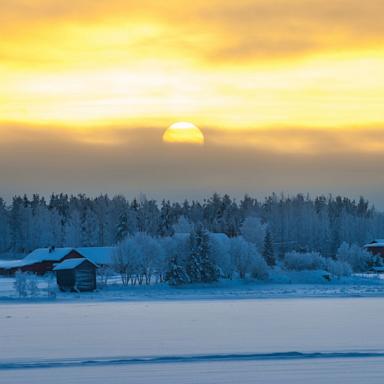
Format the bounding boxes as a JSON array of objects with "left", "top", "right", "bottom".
[
  {"left": 0, "top": 247, "right": 75, "bottom": 269},
  {"left": 0, "top": 246, "right": 116, "bottom": 270},
  {"left": 0, "top": 259, "right": 25, "bottom": 269},
  {"left": 76, "top": 247, "right": 115, "bottom": 265},
  {"left": 364, "top": 239, "right": 384, "bottom": 247},
  {"left": 53, "top": 258, "right": 98, "bottom": 271},
  {"left": 24, "top": 248, "right": 75, "bottom": 264}
]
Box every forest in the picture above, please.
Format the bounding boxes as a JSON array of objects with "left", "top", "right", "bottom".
[{"left": 0, "top": 192, "right": 382, "bottom": 259}]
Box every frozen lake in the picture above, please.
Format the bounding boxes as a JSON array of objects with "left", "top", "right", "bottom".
[{"left": 1, "top": 298, "right": 384, "bottom": 383}]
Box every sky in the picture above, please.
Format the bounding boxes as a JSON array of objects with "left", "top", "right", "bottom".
[{"left": 1, "top": 0, "right": 384, "bottom": 206}]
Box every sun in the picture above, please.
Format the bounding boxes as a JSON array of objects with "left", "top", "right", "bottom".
[{"left": 163, "top": 122, "right": 205, "bottom": 145}]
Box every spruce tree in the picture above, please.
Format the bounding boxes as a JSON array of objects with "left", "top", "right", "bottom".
[
  {"left": 116, "top": 213, "right": 129, "bottom": 242},
  {"left": 187, "top": 225, "right": 218, "bottom": 283},
  {"left": 263, "top": 230, "right": 276, "bottom": 267},
  {"left": 166, "top": 256, "right": 189, "bottom": 286},
  {"left": 158, "top": 200, "right": 175, "bottom": 237}
]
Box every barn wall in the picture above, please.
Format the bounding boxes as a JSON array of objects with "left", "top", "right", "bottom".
[
  {"left": 62, "top": 250, "right": 86, "bottom": 261},
  {"left": 21, "top": 261, "right": 56, "bottom": 275},
  {"left": 367, "top": 246, "right": 384, "bottom": 257}
]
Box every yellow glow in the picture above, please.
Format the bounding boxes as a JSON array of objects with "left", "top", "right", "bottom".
[
  {"left": 163, "top": 122, "right": 205, "bottom": 144},
  {"left": 0, "top": 0, "right": 384, "bottom": 145},
  {"left": 1, "top": 52, "right": 384, "bottom": 129}
]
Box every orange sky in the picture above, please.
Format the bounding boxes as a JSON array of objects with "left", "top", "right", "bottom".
[
  {"left": 1, "top": 0, "right": 384, "bottom": 131},
  {"left": 1, "top": 1, "right": 384, "bottom": 203}
]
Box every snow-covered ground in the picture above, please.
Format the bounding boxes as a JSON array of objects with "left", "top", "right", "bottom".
[
  {"left": 1, "top": 297, "right": 384, "bottom": 383},
  {"left": 3, "top": 358, "right": 384, "bottom": 384},
  {"left": 2, "top": 275, "right": 384, "bottom": 383},
  {"left": 2, "top": 272, "right": 384, "bottom": 302}
]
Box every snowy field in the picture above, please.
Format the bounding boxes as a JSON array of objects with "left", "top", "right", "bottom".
[
  {"left": 1, "top": 297, "right": 384, "bottom": 383},
  {"left": 2, "top": 273, "right": 384, "bottom": 302}
]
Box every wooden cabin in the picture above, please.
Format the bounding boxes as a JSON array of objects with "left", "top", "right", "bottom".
[{"left": 53, "top": 258, "right": 98, "bottom": 292}]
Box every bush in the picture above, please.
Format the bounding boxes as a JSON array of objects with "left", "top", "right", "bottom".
[
  {"left": 251, "top": 254, "right": 269, "bottom": 280},
  {"left": 284, "top": 251, "right": 325, "bottom": 271},
  {"left": 46, "top": 273, "right": 57, "bottom": 298},
  {"left": 284, "top": 251, "right": 352, "bottom": 277},
  {"left": 14, "top": 271, "right": 40, "bottom": 297},
  {"left": 14, "top": 271, "right": 28, "bottom": 297},
  {"left": 324, "top": 258, "right": 352, "bottom": 277},
  {"left": 336, "top": 242, "right": 378, "bottom": 272},
  {"left": 26, "top": 273, "right": 39, "bottom": 296}
]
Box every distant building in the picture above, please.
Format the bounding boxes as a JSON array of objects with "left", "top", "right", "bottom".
[
  {"left": 0, "top": 247, "right": 115, "bottom": 276},
  {"left": 363, "top": 239, "right": 384, "bottom": 258},
  {"left": 54, "top": 258, "right": 98, "bottom": 292}
]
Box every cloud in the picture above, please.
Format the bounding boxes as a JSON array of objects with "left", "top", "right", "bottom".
[
  {"left": 1, "top": 0, "right": 384, "bottom": 67},
  {"left": 199, "top": 0, "right": 384, "bottom": 60},
  {"left": 1, "top": 1, "right": 383, "bottom": 130},
  {"left": 1, "top": 2, "right": 384, "bottom": 205},
  {"left": 1, "top": 124, "right": 384, "bottom": 206},
  {"left": 205, "top": 126, "right": 384, "bottom": 155}
]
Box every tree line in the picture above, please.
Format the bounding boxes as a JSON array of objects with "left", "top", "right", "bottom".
[{"left": 0, "top": 192, "right": 383, "bottom": 259}]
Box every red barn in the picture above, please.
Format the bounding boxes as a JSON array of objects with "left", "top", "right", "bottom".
[
  {"left": 0, "top": 247, "right": 84, "bottom": 275},
  {"left": 364, "top": 239, "right": 384, "bottom": 258},
  {"left": 0, "top": 246, "right": 115, "bottom": 276}
]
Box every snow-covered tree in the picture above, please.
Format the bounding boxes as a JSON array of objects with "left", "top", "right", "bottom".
[
  {"left": 229, "top": 237, "right": 266, "bottom": 279},
  {"left": 14, "top": 271, "right": 28, "bottom": 297},
  {"left": 284, "top": 251, "right": 325, "bottom": 271},
  {"left": 14, "top": 272, "right": 40, "bottom": 297},
  {"left": 0, "top": 199, "right": 10, "bottom": 253},
  {"left": 158, "top": 200, "right": 176, "bottom": 237},
  {"left": 113, "top": 237, "right": 141, "bottom": 285},
  {"left": 323, "top": 258, "right": 352, "bottom": 277},
  {"left": 284, "top": 250, "right": 352, "bottom": 277},
  {"left": 173, "top": 215, "right": 193, "bottom": 234},
  {"left": 251, "top": 255, "right": 269, "bottom": 281},
  {"left": 115, "top": 212, "right": 129, "bottom": 242},
  {"left": 166, "top": 255, "right": 189, "bottom": 286},
  {"left": 336, "top": 242, "right": 379, "bottom": 272},
  {"left": 262, "top": 230, "right": 276, "bottom": 267},
  {"left": 2, "top": 192, "right": 384, "bottom": 266},
  {"left": 187, "top": 225, "right": 218, "bottom": 283},
  {"left": 64, "top": 210, "right": 83, "bottom": 247},
  {"left": 210, "top": 234, "right": 232, "bottom": 279},
  {"left": 133, "top": 232, "right": 165, "bottom": 284},
  {"left": 240, "top": 216, "right": 266, "bottom": 251},
  {"left": 162, "top": 235, "right": 189, "bottom": 285}
]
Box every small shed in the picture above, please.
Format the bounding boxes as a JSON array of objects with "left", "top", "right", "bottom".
[{"left": 53, "top": 258, "right": 98, "bottom": 292}]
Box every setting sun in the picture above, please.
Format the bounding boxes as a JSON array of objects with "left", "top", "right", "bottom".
[
  {"left": 1, "top": 0, "right": 384, "bottom": 205},
  {"left": 1, "top": 4, "right": 384, "bottom": 382},
  {"left": 163, "top": 122, "right": 205, "bottom": 145}
]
